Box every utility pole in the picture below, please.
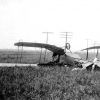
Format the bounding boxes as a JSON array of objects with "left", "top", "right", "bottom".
[
  {"left": 42, "top": 32, "right": 53, "bottom": 62},
  {"left": 86, "top": 39, "right": 89, "bottom": 60},
  {"left": 60, "top": 32, "right": 72, "bottom": 52}
]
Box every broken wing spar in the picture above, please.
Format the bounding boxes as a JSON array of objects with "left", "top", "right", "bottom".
[
  {"left": 82, "top": 45, "right": 100, "bottom": 59},
  {"left": 14, "top": 42, "right": 65, "bottom": 55}
]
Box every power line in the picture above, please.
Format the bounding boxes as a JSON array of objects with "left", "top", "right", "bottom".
[
  {"left": 60, "top": 32, "right": 72, "bottom": 44},
  {"left": 43, "top": 32, "right": 53, "bottom": 43},
  {"left": 60, "top": 32, "right": 72, "bottom": 52}
]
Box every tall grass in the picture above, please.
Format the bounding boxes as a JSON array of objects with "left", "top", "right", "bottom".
[{"left": 0, "top": 66, "right": 100, "bottom": 100}]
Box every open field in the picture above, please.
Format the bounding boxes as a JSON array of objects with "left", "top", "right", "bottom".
[
  {"left": 0, "top": 49, "right": 100, "bottom": 100},
  {"left": 0, "top": 49, "right": 99, "bottom": 64},
  {"left": 0, "top": 66, "right": 100, "bottom": 100},
  {"left": 0, "top": 49, "right": 52, "bottom": 64},
  {"left": 76, "top": 51, "right": 100, "bottom": 61}
]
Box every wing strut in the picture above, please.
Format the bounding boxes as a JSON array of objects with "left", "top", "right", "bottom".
[
  {"left": 96, "top": 49, "right": 99, "bottom": 58},
  {"left": 86, "top": 49, "right": 89, "bottom": 60},
  {"left": 39, "top": 48, "right": 42, "bottom": 63}
]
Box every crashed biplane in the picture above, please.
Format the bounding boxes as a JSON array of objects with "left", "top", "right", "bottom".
[
  {"left": 81, "top": 45, "right": 100, "bottom": 71},
  {"left": 14, "top": 42, "right": 81, "bottom": 66}
]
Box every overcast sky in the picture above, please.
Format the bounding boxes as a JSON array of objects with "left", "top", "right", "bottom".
[{"left": 0, "top": 0, "right": 100, "bottom": 51}]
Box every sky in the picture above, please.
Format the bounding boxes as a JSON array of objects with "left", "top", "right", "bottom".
[{"left": 0, "top": 0, "right": 100, "bottom": 51}]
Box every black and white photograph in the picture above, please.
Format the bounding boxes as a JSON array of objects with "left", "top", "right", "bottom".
[{"left": 0, "top": 0, "right": 100, "bottom": 100}]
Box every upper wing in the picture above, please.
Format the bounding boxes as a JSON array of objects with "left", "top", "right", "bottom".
[
  {"left": 82, "top": 46, "right": 100, "bottom": 51},
  {"left": 14, "top": 42, "right": 65, "bottom": 55}
]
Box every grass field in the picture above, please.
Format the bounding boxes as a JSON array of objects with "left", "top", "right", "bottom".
[
  {"left": 0, "top": 49, "right": 100, "bottom": 100},
  {"left": 0, "top": 49, "right": 98, "bottom": 64},
  {"left": 0, "top": 66, "right": 100, "bottom": 100},
  {"left": 0, "top": 49, "right": 52, "bottom": 64}
]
